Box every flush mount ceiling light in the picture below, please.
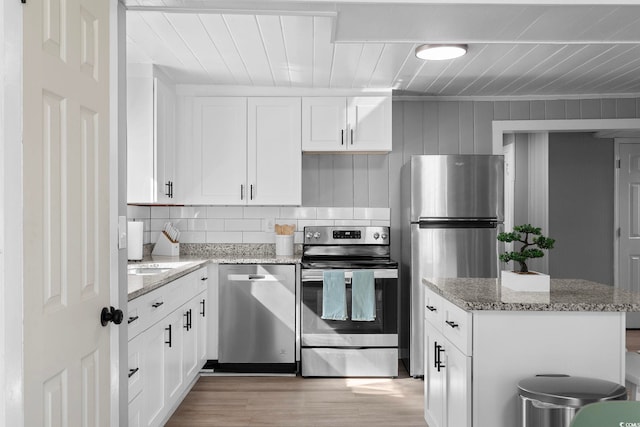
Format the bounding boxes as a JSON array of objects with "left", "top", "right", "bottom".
[{"left": 415, "top": 44, "right": 468, "bottom": 60}]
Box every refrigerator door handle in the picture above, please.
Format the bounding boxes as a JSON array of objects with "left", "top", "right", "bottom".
[{"left": 418, "top": 217, "right": 498, "bottom": 229}]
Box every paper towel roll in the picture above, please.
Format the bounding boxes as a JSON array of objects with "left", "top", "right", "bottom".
[{"left": 127, "top": 221, "right": 144, "bottom": 261}]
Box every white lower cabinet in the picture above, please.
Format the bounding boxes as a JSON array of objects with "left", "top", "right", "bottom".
[
  {"left": 128, "top": 267, "right": 209, "bottom": 427},
  {"left": 424, "top": 286, "right": 625, "bottom": 427},
  {"left": 424, "top": 288, "right": 471, "bottom": 427}
]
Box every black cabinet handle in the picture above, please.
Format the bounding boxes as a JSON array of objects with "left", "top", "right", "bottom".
[
  {"left": 445, "top": 320, "right": 459, "bottom": 329},
  {"left": 184, "top": 311, "right": 190, "bottom": 330},
  {"left": 250, "top": 184, "right": 254, "bottom": 200},
  {"left": 128, "top": 368, "right": 139, "bottom": 378},
  {"left": 165, "top": 324, "right": 172, "bottom": 347},
  {"left": 127, "top": 315, "right": 139, "bottom": 324},
  {"left": 341, "top": 129, "right": 344, "bottom": 145},
  {"left": 152, "top": 301, "right": 164, "bottom": 308},
  {"left": 434, "top": 342, "right": 445, "bottom": 372},
  {"left": 426, "top": 305, "right": 437, "bottom": 312},
  {"left": 189, "top": 309, "right": 193, "bottom": 330},
  {"left": 350, "top": 128, "right": 354, "bottom": 145},
  {"left": 200, "top": 299, "right": 206, "bottom": 317},
  {"left": 201, "top": 277, "right": 208, "bottom": 281},
  {"left": 240, "top": 184, "right": 244, "bottom": 200}
]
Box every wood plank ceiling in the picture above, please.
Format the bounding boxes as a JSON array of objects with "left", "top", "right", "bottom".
[{"left": 125, "top": 1, "right": 640, "bottom": 97}]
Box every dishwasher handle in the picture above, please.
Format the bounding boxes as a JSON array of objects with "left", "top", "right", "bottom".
[{"left": 227, "top": 274, "right": 280, "bottom": 282}]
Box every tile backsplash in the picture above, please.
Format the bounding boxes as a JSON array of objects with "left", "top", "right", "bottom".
[{"left": 127, "top": 205, "right": 391, "bottom": 246}]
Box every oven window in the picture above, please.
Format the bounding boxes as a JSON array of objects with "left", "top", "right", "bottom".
[{"left": 301, "top": 277, "right": 397, "bottom": 334}]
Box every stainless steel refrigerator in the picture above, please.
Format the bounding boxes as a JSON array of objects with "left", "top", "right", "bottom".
[{"left": 400, "top": 155, "right": 504, "bottom": 377}]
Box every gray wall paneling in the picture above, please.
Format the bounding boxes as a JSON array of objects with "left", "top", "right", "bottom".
[{"left": 301, "top": 96, "right": 640, "bottom": 264}]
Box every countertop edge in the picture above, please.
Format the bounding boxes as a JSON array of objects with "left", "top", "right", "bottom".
[
  {"left": 422, "top": 277, "right": 640, "bottom": 312},
  {"left": 128, "top": 256, "right": 301, "bottom": 300}
]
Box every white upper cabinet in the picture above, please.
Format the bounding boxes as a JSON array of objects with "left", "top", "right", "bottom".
[
  {"left": 127, "top": 64, "right": 177, "bottom": 204},
  {"left": 189, "top": 97, "right": 301, "bottom": 205},
  {"left": 302, "top": 96, "right": 392, "bottom": 153},
  {"left": 190, "top": 97, "right": 247, "bottom": 205},
  {"left": 248, "top": 97, "right": 302, "bottom": 205}
]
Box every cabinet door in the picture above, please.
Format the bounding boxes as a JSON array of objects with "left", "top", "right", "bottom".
[
  {"left": 142, "top": 321, "right": 167, "bottom": 427},
  {"left": 301, "top": 97, "right": 347, "bottom": 151},
  {"left": 445, "top": 343, "right": 472, "bottom": 427},
  {"left": 182, "top": 299, "right": 199, "bottom": 381},
  {"left": 128, "top": 392, "right": 144, "bottom": 427},
  {"left": 247, "top": 97, "right": 301, "bottom": 205},
  {"left": 154, "top": 77, "right": 176, "bottom": 203},
  {"left": 164, "top": 308, "right": 185, "bottom": 404},
  {"left": 127, "top": 74, "right": 155, "bottom": 203},
  {"left": 192, "top": 97, "right": 247, "bottom": 204},
  {"left": 425, "top": 325, "right": 446, "bottom": 427},
  {"left": 196, "top": 291, "right": 208, "bottom": 367},
  {"left": 347, "top": 96, "right": 392, "bottom": 152}
]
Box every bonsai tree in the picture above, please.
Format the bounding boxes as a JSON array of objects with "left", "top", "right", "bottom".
[{"left": 497, "top": 224, "right": 555, "bottom": 273}]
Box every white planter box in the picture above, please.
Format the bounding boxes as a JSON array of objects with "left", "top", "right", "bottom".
[{"left": 500, "top": 270, "right": 550, "bottom": 292}]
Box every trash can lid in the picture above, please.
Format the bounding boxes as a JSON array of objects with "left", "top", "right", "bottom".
[{"left": 517, "top": 375, "right": 627, "bottom": 407}]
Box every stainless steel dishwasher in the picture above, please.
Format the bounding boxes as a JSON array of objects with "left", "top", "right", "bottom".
[{"left": 218, "top": 264, "right": 296, "bottom": 372}]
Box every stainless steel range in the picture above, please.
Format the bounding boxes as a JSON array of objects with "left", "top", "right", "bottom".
[{"left": 300, "top": 226, "right": 398, "bottom": 377}]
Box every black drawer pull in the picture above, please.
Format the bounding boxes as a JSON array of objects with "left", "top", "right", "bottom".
[
  {"left": 201, "top": 277, "right": 208, "bottom": 281},
  {"left": 184, "top": 311, "right": 190, "bottom": 330},
  {"left": 127, "top": 316, "right": 139, "bottom": 324},
  {"left": 445, "top": 320, "right": 459, "bottom": 329},
  {"left": 152, "top": 301, "right": 164, "bottom": 308},
  {"left": 200, "top": 299, "right": 206, "bottom": 317},
  {"left": 426, "top": 305, "right": 437, "bottom": 312},
  {"left": 128, "top": 368, "right": 139, "bottom": 378},
  {"left": 165, "top": 324, "right": 172, "bottom": 347}
]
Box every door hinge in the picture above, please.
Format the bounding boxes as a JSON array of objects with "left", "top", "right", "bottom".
[{"left": 617, "top": 159, "right": 621, "bottom": 169}]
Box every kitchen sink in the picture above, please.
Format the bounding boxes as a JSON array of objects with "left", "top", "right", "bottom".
[
  {"left": 127, "top": 261, "right": 194, "bottom": 276},
  {"left": 128, "top": 267, "right": 172, "bottom": 275}
]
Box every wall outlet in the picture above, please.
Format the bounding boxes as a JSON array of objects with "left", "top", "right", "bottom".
[{"left": 264, "top": 218, "right": 275, "bottom": 232}]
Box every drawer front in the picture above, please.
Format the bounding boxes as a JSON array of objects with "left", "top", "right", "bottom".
[
  {"left": 441, "top": 298, "right": 472, "bottom": 356},
  {"left": 128, "top": 293, "right": 150, "bottom": 339},
  {"left": 128, "top": 333, "right": 144, "bottom": 403},
  {"left": 196, "top": 267, "right": 208, "bottom": 293},
  {"left": 424, "top": 288, "right": 444, "bottom": 332}
]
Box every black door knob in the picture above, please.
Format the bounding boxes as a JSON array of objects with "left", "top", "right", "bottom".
[{"left": 101, "top": 306, "right": 124, "bottom": 326}]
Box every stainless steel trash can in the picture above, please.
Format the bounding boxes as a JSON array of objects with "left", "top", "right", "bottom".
[{"left": 518, "top": 374, "right": 627, "bottom": 427}]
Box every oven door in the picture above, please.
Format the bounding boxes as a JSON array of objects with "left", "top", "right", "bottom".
[{"left": 301, "top": 268, "right": 398, "bottom": 347}]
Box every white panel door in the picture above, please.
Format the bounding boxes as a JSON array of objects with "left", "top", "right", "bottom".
[
  {"left": 618, "top": 141, "right": 640, "bottom": 327},
  {"left": 347, "top": 96, "right": 392, "bottom": 152},
  {"left": 23, "top": 0, "right": 112, "bottom": 426},
  {"left": 301, "top": 97, "right": 347, "bottom": 151},
  {"left": 192, "top": 97, "right": 247, "bottom": 204},
  {"left": 248, "top": 97, "right": 301, "bottom": 205}
]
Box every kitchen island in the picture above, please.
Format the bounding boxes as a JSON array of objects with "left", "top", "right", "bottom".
[{"left": 422, "top": 277, "right": 640, "bottom": 427}]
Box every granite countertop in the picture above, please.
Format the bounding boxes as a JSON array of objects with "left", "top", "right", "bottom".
[
  {"left": 128, "top": 253, "right": 301, "bottom": 300},
  {"left": 423, "top": 277, "right": 640, "bottom": 312}
]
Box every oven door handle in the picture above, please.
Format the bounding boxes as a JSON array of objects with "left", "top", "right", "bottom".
[
  {"left": 302, "top": 276, "right": 352, "bottom": 283},
  {"left": 301, "top": 269, "right": 398, "bottom": 280}
]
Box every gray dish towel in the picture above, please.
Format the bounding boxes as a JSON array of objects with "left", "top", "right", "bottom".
[
  {"left": 321, "top": 270, "right": 347, "bottom": 320},
  {"left": 351, "top": 270, "right": 376, "bottom": 321}
]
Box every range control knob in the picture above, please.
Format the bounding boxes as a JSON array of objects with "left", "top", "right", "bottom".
[
  {"left": 373, "top": 232, "right": 380, "bottom": 240},
  {"left": 306, "top": 232, "right": 314, "bottom": 239},
  {"left": 313, "top": 232, "right": 321, "bottom": 239},
  {"left": 381, "top": 233, "right": 388, "bottom": 240}
]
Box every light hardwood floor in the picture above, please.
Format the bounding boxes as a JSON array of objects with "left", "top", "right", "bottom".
[
  {"left": 166, "top": 366, "right": 425, "bottom": 427},
  {"left": 167, "top": 331, "right": 640, "bottom": 426}
]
